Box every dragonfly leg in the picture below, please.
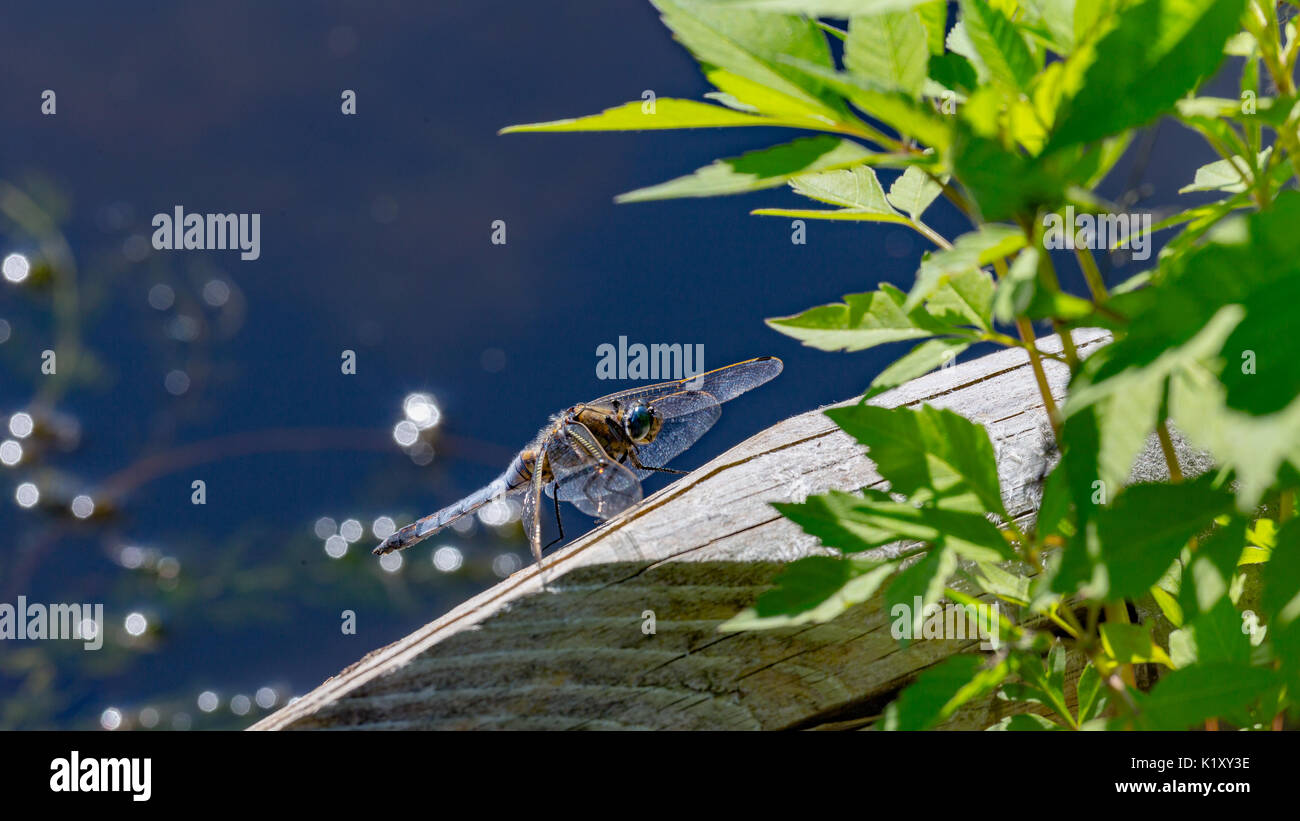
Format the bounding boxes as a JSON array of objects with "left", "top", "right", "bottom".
[
  {"left": 542, "top": 486, "right": 565, "bottom": 551},
  {"left": 629, "top": 452, "right": 688, "bottom": 476}
]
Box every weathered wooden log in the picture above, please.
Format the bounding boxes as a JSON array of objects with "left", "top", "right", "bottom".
[{"left": 252, "top": 328, "right": 1209, "bottom": 730}]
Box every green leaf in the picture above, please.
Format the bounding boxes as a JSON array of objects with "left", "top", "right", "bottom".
[
  {"left": 716, "top": 554, "right": 897, "bottom": 630},
  {"left": 971, "top": 560, "right": 1031, "bottom": 606},
  {"left": 765, "top": 288, "right": 932, "bottom": 352},
  {"left": 699, "top": 65, "right": 836, "bottom": 120},
  {"left": 1093, "top": 476, "right": 1235, "bottom": 600},
  {"left": 992, "top": 712, "right": 1064, "bottom": 730},
  {"left": 772, "top": 489, "right": 913, "bottom": 554},
  {"left": 864, "top": 337, "right": 970, "bottom": 399},
  {"left": 1021, "top": 0, "right": 1078, "bottom": 53},
  {"left": 616, "top": 136, "right": 873, "bottom": 202},
  {"left": 699, "top": 0, "right": 940, "bottom": 15},
  {"left": 1129, "top": 663, "right": 1273, "bottom": 730},
  {"left": 886, "top": 166, "right": 943, "bottom": 220},
  {"left": 992, "top": 246, "right": 1039, "bottom": 324},
  {"left": 887, "top": 546, "right": 959, "bottom": 636},
  {"left": 1068, "top": 193, "right": 1300, "bottom": 506},
  {"left": 915, "top": 0, "right": 949, "bottom": 55},
  {"left": 651, "top": 0, "right": 848, "bottom": 119},
  {"left": 1100, "top": 622, "right": 1175, "bottom": 667},
  {"left": 1076, "top": 661, "right": 1106, "bottom": 722},
  {"left": 777, "top": 490, "right": 1014, "bottom": 562},
  {"left": 788, "top": 165, "right": 896, "bottom": 211},
  {"left": 500, "top": 99, "right": 822, "bottom": 133},
  {"left": 1179, "top": 148, "right": 1270, "bottom": 194},
  {"left": 957, "top": 0, "right": 1037, "bottom": 91},
  {"left": 923, "top": 267, "right": 995, "bottom": 330},
  {"left": 952, "top": 132, "right": 1106, "bottom": 222},
  {"left": 883, "top": 654, "right": 1008, "bottom": 729},
  {"left": 775, "top": 56, "right": 954, "bottom": 150},
  {"left": 1167, "top": 597, "right": 1252, "bottom": 667},
  {"left": 1010, "top": 645, "right": 1076, "bottom": 725},
  {"left": 826, "top": 403, "right": 1010, "bottom": 520},
  {"left": 844, "top": 10, "right": 930, "bottom": 99},
  {"left": 904, "top": 223, "right": 1024, "bottom": 312},
  {"left": 1180, "top": 517, "right": 1248, "bottom": 616},
  {"left": 1261, "top": 519, "right": 1300, "bottom": 626},
  {"left": 928, "top": 51, "right": 978, "bottom": 93},
  {"left": 750, "top": 207, "right": 914, "bottom": 223},
  {"left": 1047, "top": 0, "right": 1249, "bottom": 151},
  {"left": 1149, "top": 584, "right": 1184, "bottom": 627}
]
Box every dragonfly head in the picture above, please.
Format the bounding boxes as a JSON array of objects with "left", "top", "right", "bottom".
[{"left": 621, "top": 402, "right": 662, "bottom": 444}]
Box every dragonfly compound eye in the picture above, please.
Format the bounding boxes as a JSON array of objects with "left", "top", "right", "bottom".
[{"left": 623, "top": 404, "right": 656, "bottom": 443}]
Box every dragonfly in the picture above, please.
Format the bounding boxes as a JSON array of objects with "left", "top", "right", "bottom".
[{"left": 373, "top": 356, "right": 783, "bottom": 565}]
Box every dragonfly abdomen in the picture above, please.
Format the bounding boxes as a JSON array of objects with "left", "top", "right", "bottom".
[{"left": 372, "top": 453, "right": 536, "bottom": 555}]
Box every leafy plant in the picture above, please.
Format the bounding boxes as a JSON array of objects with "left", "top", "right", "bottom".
[{"left": 503, "top": 0, "right": 1300, "bottom": 730}]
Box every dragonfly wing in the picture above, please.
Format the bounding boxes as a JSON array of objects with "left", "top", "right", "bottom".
[
  {"left": 548, "top": 421, "right": 643, "bottom": 519},
  {"left": 630, "top": 390, "right": 723, "bottom": 472},
  {"left": 520, "top": 451, "right": 547, "bottom": 565},
  {"left": 588, "top": 356, "right": 783, "bottom": 407}
]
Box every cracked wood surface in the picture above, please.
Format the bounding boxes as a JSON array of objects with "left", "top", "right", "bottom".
[{"left": 252, "top": 328, "right": 1205, "bottom": 730}]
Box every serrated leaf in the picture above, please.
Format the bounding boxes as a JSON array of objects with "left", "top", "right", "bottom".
[
  {"left": 957, "top": 0, "right": 1037, "bottom": 91},
  {"left": 1167, "top": 597, "right": 1251, "bottom": 667},
  {"left": 617, "top": 136, "right": 873, "bottom": 202},
  {"left": 915, "top": 0, "right": 949, "bottom": 55},
  {"left": 750, "top": 207, "right": 914, "bottom": 223},
  {"left": 1076, "top": 661, "right": 1105, "bottom": 722},
  {"left": 500, "top": 99, "right": 821, "bottom": 133},
  {"left": 925, "top": 266, "right": 995, "bottom": 330},
  {"left": 1047, "top": 0, "right": 1248, "bottom": 151},
  {"left": 776, "top": 55, "right": 953, "bottom": 150},
  {"left": 1261, "top": 519, "right": 1300, "bottom": 626},
  {"left": 734, "top": 554, "right": 896, "bottom": 624},
  {"left": 1129, "top": 663, "right": 1272, "bottom": 730},
  {"left": 904, "top": 223, "right": 1024, "bottom": 312},
  {"left": 991, "top": 712, "right": 1064, "bottom": 730},
  {"left": 865, "top": 337, "right": 971, "bottom": 399},
  {"left": 789, "top": 165, "right": 896, "bottom": 211},
  {"left": 972, "top": 561, "right": 1032, "bottom": 605},
  {"left": 651, "top": 0, "right": 848, "bottom": 119},
  {"left": 700, "top": 0, "right": 939, "bottom": 14},
  {"left": 1180, "top": 149, "right": 1270, "bottom": 194},
  {"left": 883, "top": 653, "right": 1008, "bottom": 729},
  {"left": 886, "top": 166, "right": 943, "bottom": 220},
  {"left": 771, "top": 490, "right": 912, "bottom": 554},
  {"left": 1100, "top": 622, "right": 1174, "bottom": 667},
  {"left": 1021, "top": 0, "right": 1077, "bottom": 53},
  {"left": 765, "top": 288, "right": 932, "bottom": 352},
  {"left": 844, "top": 10, "right": 930, "bottom": 99},
  {"left": 992, "top": 246, "right": 1039, "bottom": 324},
  {"left": 1092, "top": 476, "right": 1235, "bottom": 601},
  {"left": 827, "top": 403, "right": 1009, "bottom": 520},
  {"left": 887, "top": 547, "right": 960, "bottom": 637}
]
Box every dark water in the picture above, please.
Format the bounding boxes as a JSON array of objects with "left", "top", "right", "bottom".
[{"left": 0, "top": 1, "right": 1214, "bottom": 729}]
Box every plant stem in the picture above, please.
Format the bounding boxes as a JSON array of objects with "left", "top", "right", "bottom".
[
  {"left": 910, "top": 218, "right": 952, "bottom": 250},
  {"left": 1156, "top": 420, "right": 1184, "bottom": 483},
  {"left": 1015, "top": 317, "right": 1062, "bottom": 437},
  {"left": 1074, "top": 246, "right": 1109, "bottom": 303},
  {"left": 1105, "top": 602, "right": 1138, "bottom": 688},
  {"left": 995, "top": 255, "right": 1063, "bottom": 434}
]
